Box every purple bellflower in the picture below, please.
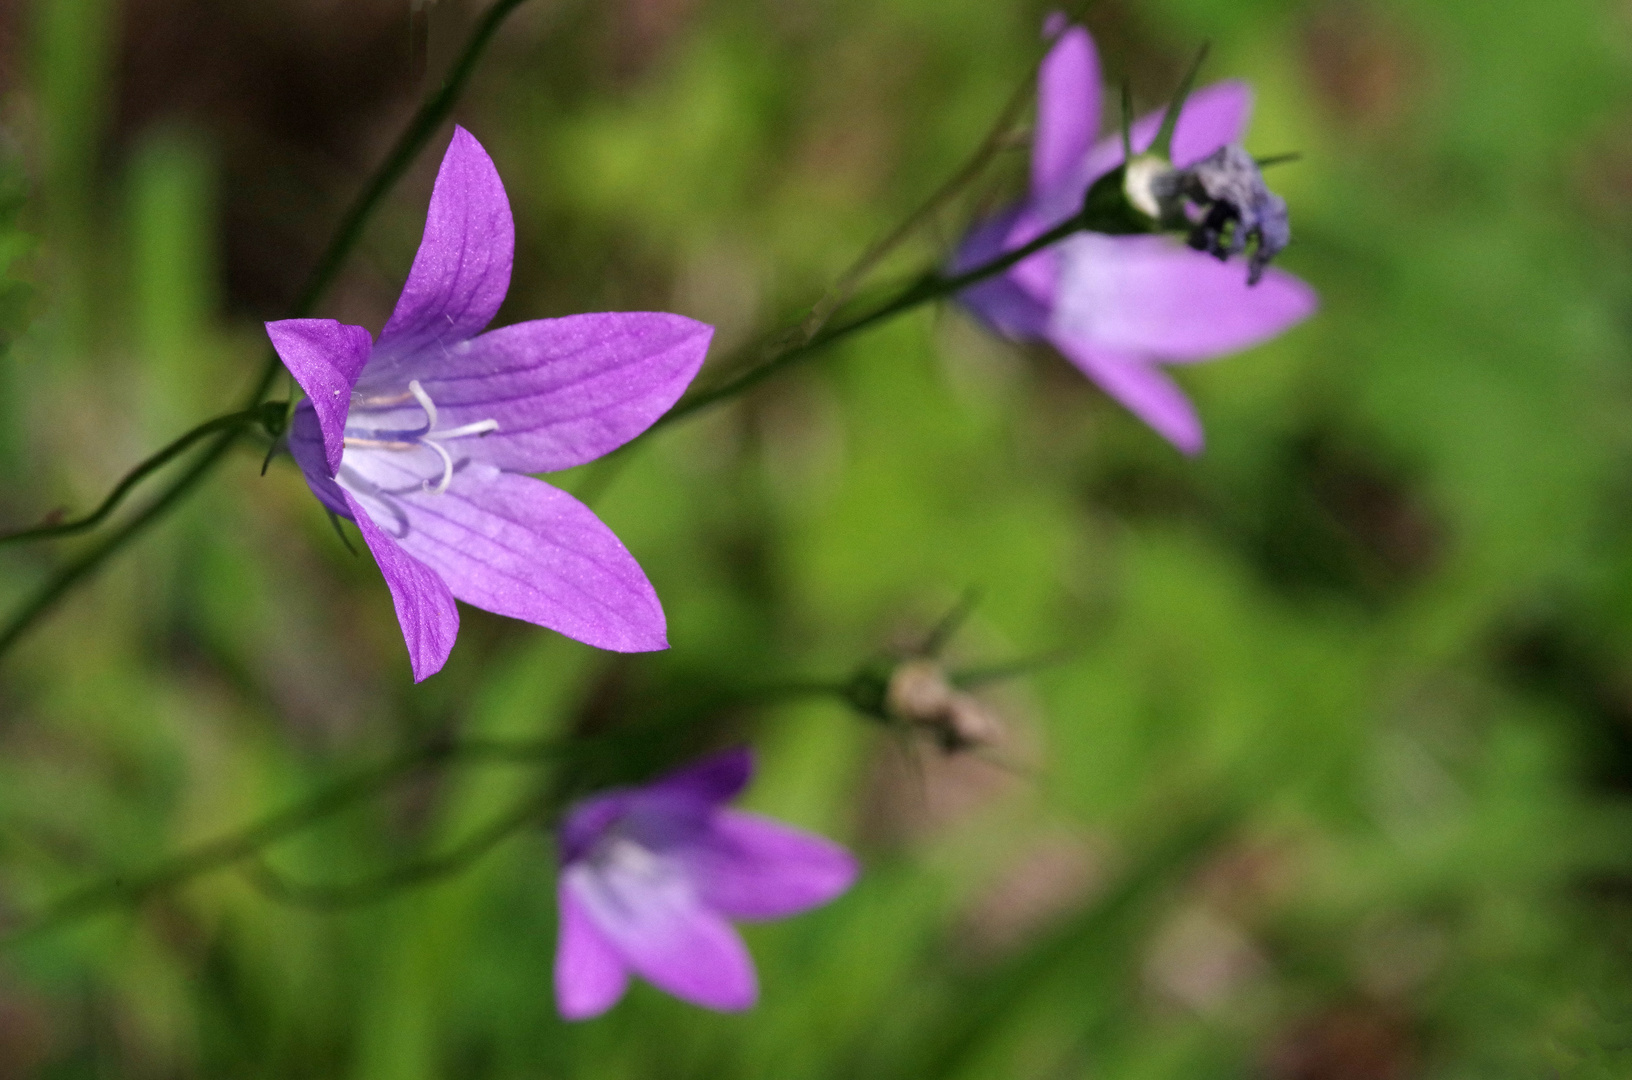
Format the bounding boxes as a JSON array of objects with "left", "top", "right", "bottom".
[
  {"left": 268, "top": 128, "right": 713, "bottom": 681},
  {"left": 555, "top": 748, "right": 857, "bottom": 1019},
  {"left": 955, "top": 19, "right": 1317, "bottom": 454}
]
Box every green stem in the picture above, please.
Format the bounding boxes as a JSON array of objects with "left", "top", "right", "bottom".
[
  {"left": 652, "top": 213, "right": 1085, "bottom": 430},
  {"left": 0, "top": 677, "right": 851, "bottom": 943},
  {"left": 0, "top": 736, "right": 567, "bottom": 948},
  {"left": 950, "top": 650, "right": 1075, "bottom": 689},
  {"left": 0, "top": 0, "right": 537, "bottom": 665},
  {"left": 0, "top": 429, "right": 243, "bottom": 659},
  {"left": 798, "top": 50, "right": 1041, "bottom": 346},
  {"left": 243, "top": 786, "right": 553, "bottom": 909},
  {"left": 260, "top": 0, "right": 534, "bottom": 399},
  {"left": 0, "top": 404, "right": 282, "bottom": 545}
]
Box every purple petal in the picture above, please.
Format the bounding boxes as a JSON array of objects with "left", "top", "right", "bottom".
[
  {"left": 340, "top": 490, "right": 460, "bottom": 681},
  {"left": 375, "top": 126, "right": 514, "bottom": 361},
  {"left": 266, "top": 319, "right": 373, "bottom": 474},
  {"left": 556, "top": 880, "right": 632, "bottom": 1019},
  {"left": 1167, "top": 81, "right": 1254, "bottom": 168},
  {"left": 418, "top": 313, "right": 713, "bottom": 473},
  {"left": 648, "top": 748, "right": 754, "bottom": 807},
  {"left": 559, "top": 791, "right": 639, "bottom": 866},
  {"left": 953, "top": 207, "right": 1054, "bottom": 341},
  {"left": 1051, "top": 335, "right": 1205, "bottom": 454},
  {"left": 682, "top": 809, "right": 857, "bottom": 921},
  {"left": 1032, "top": 24, "right": 1101, "bottom": 200},
  {"left": 288, "top": 403, "right": 350, "bottom": 517},
  {"left": 563, "top": 859, "right": 758, "bottom": 1012},
  {"left": 1079, "top": 80, "right": 1254, "bottom": 185},
  {"left": 558, "top": 750, "right": 751, "bottom": 864},
  {"left": 347, "top": 460, "right": 667, "bottom": 652},
  {"left": 1052, "top": 234, "right": 1317, "bottom": 361}
]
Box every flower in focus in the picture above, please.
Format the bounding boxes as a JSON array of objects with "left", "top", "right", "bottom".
[
  {"left": 955, "top": 19, "right": 1317, "bottom": 454},
  {"left": 268, "top": 127, "right": 713, "bottom": 681},
  {"left": 555, "top": 748, "right": 857, "bottom": 1019}
]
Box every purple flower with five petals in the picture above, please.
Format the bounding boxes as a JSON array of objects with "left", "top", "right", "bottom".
[
  {"left": 555, "top": 748, "right": 857, "bottom": 1019},
  {"left": 268, "top": 128, "right": 713, "bottom": 681},
  {"left": 955, "top": 19, "right": 1317, "bottom": 454}
]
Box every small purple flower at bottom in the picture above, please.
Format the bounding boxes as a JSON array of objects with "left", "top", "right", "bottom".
[
  {"left": 954, "top": 19, "right": 1317, "bottom": 455},
  {"left": 555, "top": 748, "right": 858, "bottom": 1019},
  {"left": 268, "top": 127, "right": 713, "bottom": 682}
]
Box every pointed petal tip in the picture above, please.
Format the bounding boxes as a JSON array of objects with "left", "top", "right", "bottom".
[
  {"left": 555, "top": 996, "right": 611, "bottom": 1022},
  {"left": 705, "top": 985, "right": 758, "bottom": 1013},
  {"left": 407, "top": 648, "right": 454, "bottom": 684},
  {"left": 341, "top": 491, "right": 460, "bottom": 683},
  {"left": 649, "top": 312, "right": 715, "bottom": 374},
  {"left": 696, "top": 810, "right": 858, "bottom": 920},
  {"left": 409, "top": 653, "right": 445, "bottom": 683},
  {"left": 445, "top": 122, "right": 487, "bottom": 159},
  {"left": 378, "top": 120, "right": 513, "bottom": 352},
  {"left": 556, "top": 880, "right": 632, "bottom": 1020},
  {"left": 1033, "top": 17, "right": 1101, "bottom": 199},
  {"left": 666, "top": 942, "right": 759, "bottom": 1013},
  {"left": 1050, "top": 336, "right": 1208, "bottom": 455},
  {"left": 555, "top": 600, "right": 667, "bottom": 654},
  {"left": 265, "top": 318, "right": 373, "bottom": 476},
  {"left": 667, "top": 314, "right": 714, "bottom": 380},
  {"left": 600, "top": 627, "right": 669, "bottom": 654},
  {"left": 1270, "top": 270, "right": 1320, "bottom": 319}
]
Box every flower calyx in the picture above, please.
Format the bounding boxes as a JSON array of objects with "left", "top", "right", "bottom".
[
  {"left": 255, "top": 400, "right": 292, "bottom": 439},
  {"left": 1076, "top": 43, "right": 1293, "bottom": 285}
]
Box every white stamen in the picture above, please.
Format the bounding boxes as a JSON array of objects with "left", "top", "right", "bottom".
[
  {"left": 407, "top": 379, "right": 438, "bottom": 430},
  {"left": 345, "top": 381, "right": 498, "bottom": 496},
  {"left": 352, "top": 389, "right": 415, "bottom": 408},
  {"left": 422, "top": 439, "right": 455, "bottom": 495},
  {"left": 343, "top": 436, "right": 417, "bottom": 450},
  {"left": 434, "top": 419, "right": 500, "bottom": 440}
]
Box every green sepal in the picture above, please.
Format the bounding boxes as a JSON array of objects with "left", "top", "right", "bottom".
[
  {"left": 1080, "top": 165, "right": 1160, "bottom": 236},
  {"left": 1151, "top": 42, "right": 1211, "bottom": 160}
]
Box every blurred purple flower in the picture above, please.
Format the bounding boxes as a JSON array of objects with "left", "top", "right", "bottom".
[
  {"left": 555, "top": 748, "right": 857, "bottom": 1019},
  {"left": 268, "top": 127, "right": 712, "bottom": 681},
  {"left": 955, "top": 19, "right": 1317, "bottom": 454}
]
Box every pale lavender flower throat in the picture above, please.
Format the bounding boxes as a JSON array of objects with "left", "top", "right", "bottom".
[{"left": 340, "top": 381, "right": 500, "bottom": 495}]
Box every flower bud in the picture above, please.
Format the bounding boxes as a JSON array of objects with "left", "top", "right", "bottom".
[{"left": 885, "top": 659, "right": 1005, "bottom": 754}]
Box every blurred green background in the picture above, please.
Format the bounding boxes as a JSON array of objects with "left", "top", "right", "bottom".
[{"left": 1, "top": 0, "right": 1631, "bottom": 1075}]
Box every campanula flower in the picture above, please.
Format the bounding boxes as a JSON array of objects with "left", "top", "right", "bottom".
[
  {"left": 555, "top": 747, "right": 857, "bottom": 1019},
  {"left": 268, "top": 128, "right": 712, "bottom": 681},
  {"left": 955, "top": 20, "right": 1316, "bottom": 454}
]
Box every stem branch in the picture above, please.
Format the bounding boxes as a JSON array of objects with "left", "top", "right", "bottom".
[
  {"left": 654, "top": 214, "right": 1082, "bottom": 429},
  {"left": 0, "top": 736, "right": 566, "bottom": 947},
  {"left": 0, "top": 405, "right": 282, "bottom": 545}
]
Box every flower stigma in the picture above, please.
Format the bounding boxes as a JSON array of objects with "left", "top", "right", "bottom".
[{"left": 341, "top": 378, "right": 499, "bottom": 494}]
